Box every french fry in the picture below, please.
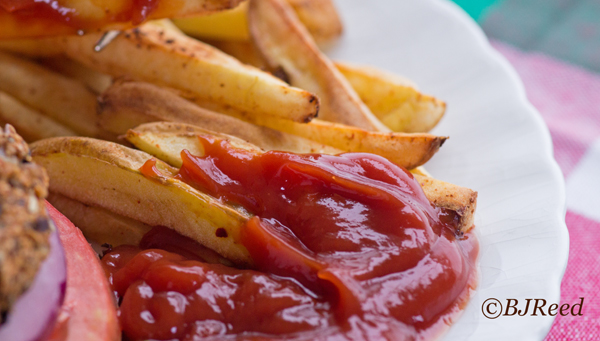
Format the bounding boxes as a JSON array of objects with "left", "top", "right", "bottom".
[
  {"left": 40, "top": 57, "right": 113, "bottom": 94},
  {"left": 174, "top": 0, "right": 342, "bottom": 45},
  {"left": 414, "top": 175, "right": 477, "bottom": 232},
  {"left": 0, "top": 19, "right": 182, "bottom": 58},
  {"left": 203, "top": 104, "right": 446, "bottom": 170},
  {"left": 248, "top": 0, "right": 387, "bottom": 131},
  {"left": 47, "top": 192, "right": 152, "bottom": 247},
  {"left": 410, "top": 166, "right": 432, "bottom": 177},
  {"left": 335, "top": 62, "right": 446, "bottom": 133},
  {"left": 205, "top": 40, "right": 268, "bottom": 69},
  {"left": 31, "top": 137, "right": 254, "bottom": 265},
  {"left": 127, "top": 122, "right": 476, "bottom": 232},
  {"left": 173, "top": 2, "right": 251, "bottom": 41},
  {"left": 126, "top": 123, "right": 264, "bottom": 168},
  {"left": 269, "top": 119, "right": 446, "bottom": 170},
  {"left": 0, "top": 0, "right": 245, "bottom": 39},
  {"left": 203, "top": 40, "right": 446, "bottom": 133},
  {"left": 0, "top": 52, "right": 101, "bottom": 137},
  {"left": 148, "top": 19, "right": 184, "bottom": 34},
  {"left": 126, "top": 126, "right": 210, "bottom": 168},
  {"left": 0, "top": 39, "right": 62, "bottom": 57},
  {"left": 48, "top": 191, "right": 234, "bottom": 265},
  {"left": 0, "top": 92, "right": 77, "bottom": 142},
  {"left": 98, "top": 81, "right": 340, "bottom": 154},
  {"left": 54, "top": 23, "right": 319, "bottom": 123},
  {"left": 285, "top": 0, "right": 343, "bottom": 46}
]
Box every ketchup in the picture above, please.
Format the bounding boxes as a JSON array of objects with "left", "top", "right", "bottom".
[
  {"left": 105, "top": 136, "right": 479, "bottom": 340},
  {"left": 0, "top": 0, "right": 160, "bottom": 30}
]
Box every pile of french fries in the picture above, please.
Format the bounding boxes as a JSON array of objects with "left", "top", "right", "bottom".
[{"left": 0, "top": 0, "right": 476, "bottom": 262}]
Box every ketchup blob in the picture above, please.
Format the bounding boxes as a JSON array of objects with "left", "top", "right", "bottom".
[{"left": 106, "top": 136, "right": 478, "bottom": 340}]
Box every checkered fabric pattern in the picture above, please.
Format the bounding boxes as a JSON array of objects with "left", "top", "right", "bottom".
[{"left": 492, "top": 41, "right": 600, "bottom": 340}]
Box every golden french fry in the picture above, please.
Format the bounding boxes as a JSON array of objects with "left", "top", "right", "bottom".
[
  {"left": 49, "top": 185, "right": 235, "bottom": 266},
  {"left": 31, "top": 137, "right": 253, "bottom": 265},
  {"left": 40, "top": 57, "right": 113, "bottom": 94},
  {"left": 205, "top": 40, "right": 268, "bottom": 69},
  {"left": 0, "top": 52, "right": 101, "bottom": 137},
  {"left": 207, "top": 104, "right": 446, "bottom": 170},
  {"left": 202, "top": 40, "right": 445, "bottom": 133},
  {"left": 248, "top": 0, "right": 387, "bottom": 131},
  {"left": 0, "top": 39, "right": 62, "bottom": 57},
  {"left": 335, "top": 62, "right": 446, "bottom": 133},
  {"left": 126, "top": 126, "right": 209, "bottom": 168},
  {"left": 47, "top": 192, "right": 152, "bottom": 247},
  {"left": 55, "top": 23, "right": 318, "bottom": 123},
  {"left": 147, "top": 19, "right": 184, "bottom": 34},
  {"left": 126, "top": 122, "right": 264, "bottom": 168},
  {"left": 0, "top": 18, "right": 181, "bottom": 58},
  {"left": 0, "top": 0, "right": 245, "bottom": 39},
  {"left": 98, "top": 81, "right": 339, "bottom": 154},
  {"left": 128, "top": 122, "right": 476, "bottom": 232},
  {"left": 285, "top": 0, "right": 343, "bottom": 45},
  {"left": 173, "top": 2, "right": 250, "bottom": 41},
  {"left": 175, "top": 0, "right": 342, "bottom": 45},
  {"left": 410, "top": 166, "right": 432, "bottom": 177},
  {"left": 414, "top": 175, "right": 477, "bottom": 232},
  {"left": 0, "top": 92, "right": 77, "bottom": 142},
  {"left": 263, "top": 118, "right": 445, "bottom": 170}
]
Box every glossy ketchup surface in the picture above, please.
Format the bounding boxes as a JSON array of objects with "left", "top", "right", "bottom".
[
  {"left": 108, "top": 136, "right": 479, "bottom": 340},
  {"left": 0, "top": 0, "right": 160, "bottom": 31}
]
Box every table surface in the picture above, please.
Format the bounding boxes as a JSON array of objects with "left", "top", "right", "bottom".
[{"left": 451, "top": 0, "right": 600, "bottom": 339}]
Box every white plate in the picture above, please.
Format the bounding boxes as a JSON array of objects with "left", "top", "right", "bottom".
[{"left": 328, "top": 1, "right": 569, "bottom": 340}]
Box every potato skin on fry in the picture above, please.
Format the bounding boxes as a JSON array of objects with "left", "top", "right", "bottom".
[
  {"left": 285, "top": 0, "right": 343, "bottom": 46},
  {"left": 31, "top": 137, "right": 253, "bottom": 265},
  {"left": 0, "top": 39, "right": 62, "bottom": 58},
  {"left": 54, "top": 23, "right": 319, "bottom": 124},
  {"left": 128, "top": 122, "right": 476, "bottom": 233},
  {"left": 199, "top": 41, "right": 446, "bottom": 134},
  {"left": 98, "top": 81, "right": 339, "bottom": 154},
  {"left": 126, "top": 122, "right": 265, "bottom": 168},
  {"left": 271, "top": 118, "right": 447, "bottom": 170},
  {"left": 415, "top": 175, "right": 477, "bottom": 232},
  {"left": 248, "top": 0, "right": 388, "bottom": 131},
  {"left": 47, "top": 192, "right": 152, "bottom": 247},
  {"left": 127, "top": 120, "right": 443, "bottom": 172},
  {"left": 174, "top": 0, "right": 342, "bottom": 45},
  {"left": 209, "top": 105, "right": 446, "bottom": 170},
  {"left": 173, "top": 2, "right": 251, "bottom": 42},
  {"left": 40, "top": 57, "right": 113, "bottom": 94},
  {"left": 0, "top": 52, "right": 100, "bottom": 138},
  {"left": 335, "top": 62, "right": 447, "bottom": 133},
  {"left": 0, "top": 92, "right": 77, "bottom": 142}
]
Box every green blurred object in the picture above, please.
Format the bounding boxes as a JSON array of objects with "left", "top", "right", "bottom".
[
  {"left": 453, "top": 0, "right": 600, "bottom": 72},
  {"left": 451, "top": 0, "right": 500, "bottom": 21}
]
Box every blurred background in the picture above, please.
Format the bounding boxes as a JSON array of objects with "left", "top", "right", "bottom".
[
  {"left": 450, "top": 1, "right": 600, "bottom": 340},
  {"left": 453, "top": 0, "right": 600, "bottom": 72}
]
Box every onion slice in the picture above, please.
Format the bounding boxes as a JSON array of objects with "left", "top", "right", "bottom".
[{"left": 0, "top": 228, "right": 67, "bottom": 341}]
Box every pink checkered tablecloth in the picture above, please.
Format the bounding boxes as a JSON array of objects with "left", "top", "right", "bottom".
[{"left": 491, "top": 41, "right": 600, "bottom": 340}]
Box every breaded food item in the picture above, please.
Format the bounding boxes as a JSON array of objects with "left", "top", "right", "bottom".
[{"left": 0, "top": 125, "right": 51, "bottom": 313}]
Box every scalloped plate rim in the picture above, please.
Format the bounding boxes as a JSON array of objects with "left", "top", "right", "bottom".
[{"left": 328, "top": 0, "right": 569, "bottom": 340}]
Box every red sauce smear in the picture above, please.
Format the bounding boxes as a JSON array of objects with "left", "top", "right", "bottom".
[
  {"left": 0, "top": 0, "right": 160, "bottom": 29},
  {"left": 105, "top": 136, "right": 479, "bottom": 340}
]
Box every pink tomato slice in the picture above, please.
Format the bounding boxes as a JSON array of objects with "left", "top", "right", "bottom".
[{"left": 46, "top": 202, "right": 121, "bottom": 341}]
